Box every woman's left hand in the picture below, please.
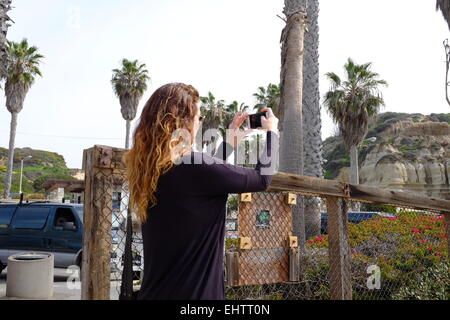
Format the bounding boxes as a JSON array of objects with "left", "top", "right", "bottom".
[{"left": 226, "top": 111, "right": 253, "bottom": 148}]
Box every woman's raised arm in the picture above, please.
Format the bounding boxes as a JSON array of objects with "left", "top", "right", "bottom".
[{"left": 194, "top": 130, "right": 279, "bottom": 195}]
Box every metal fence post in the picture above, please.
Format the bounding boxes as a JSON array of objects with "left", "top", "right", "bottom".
[
  {"left": 326, "top": 196, "right": 352, "bottom": 300},
  {"left": 81, "top": 146, "right": 113, "bottom": 300}
]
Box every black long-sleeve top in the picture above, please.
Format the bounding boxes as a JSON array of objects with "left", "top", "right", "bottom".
[{"left": 137, "top": 130, "right": 279, "bottom": 300}]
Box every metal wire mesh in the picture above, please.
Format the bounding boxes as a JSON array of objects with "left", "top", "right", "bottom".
[
  {"left": 82, "top": 147, "right": 449, "bottom": 300},
  {"left": 224, "top": 193, "right": 449, "bottom": 300},
  {"left": 109, "top": 171, "right": 143, "bottom": 299},
  {"left": 345, "top": 201, "right": 448, "bottom": 300},
  {"left": 225, "top": 192, "right": 331, "bottom": 300}
]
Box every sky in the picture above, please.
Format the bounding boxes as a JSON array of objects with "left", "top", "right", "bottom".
[{"left": 0, "top": 0, "right": 449, "bottom": 169}]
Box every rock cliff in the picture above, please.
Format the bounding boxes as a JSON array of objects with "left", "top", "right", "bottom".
[{"left": 323, "top": 112, "right": 450, "bottom": 200}]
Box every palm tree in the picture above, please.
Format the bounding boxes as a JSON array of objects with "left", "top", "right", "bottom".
[
  {"left": 279, "top": 0, "right": 308, "bottom": 246},
  {"left": 223, "top": 101, "right": 250, "bottom": 165},
  {"left": 222, "top": 101, "right": 249, "bottom": 136},
  {"left": 2, "top": 39, "right": 44, "bottom": 199},
  {"left": 111, "top": 58, "right": 150, "bottom": 149},
  {"left": 112, "top": 59, "right": 149, "bottom": 300},
  {"left": 437, "top": 0, "right": 450, "bottom": 30},
  {"left": 0, "top": 0, "right": 12, "bottom": 79},
  {"left": 253, "top": 83, "right": 281, "bottom": 116},
  {"left": 199, "top": 92, "right": 226, "bottom": 152},
  {"left": 323, "top": 58, "right": 387, "bottom": 186},
  {"left": 302, "top": 0, "right": 323, "bottom": 239}
]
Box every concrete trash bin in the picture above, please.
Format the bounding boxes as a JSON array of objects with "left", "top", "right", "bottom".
[{"left": 6, "top": 252, "right": 54, "bottom": 299}]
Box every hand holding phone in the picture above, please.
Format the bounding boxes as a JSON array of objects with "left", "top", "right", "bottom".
[
  {"left": 247, "top": 112, "right": 268, "bottom": 129},
  {"left": 247, "top": 108, "right": 279, "bottom": 133}
]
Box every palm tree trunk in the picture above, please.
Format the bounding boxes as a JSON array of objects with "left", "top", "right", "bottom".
[
  {"left": 302, "top": 0, "right": 322, "bottom": 239},
  {"left": 350, "top": 145, "right": 359, "bottom": 184},
  {"left": 0, "top": 0, "right": 12, "bottom": 79},
  {"left": 279, "top": 0, "right": 308, "bottom": 248},
  {"left": 3, "top": 111, "right": 18, "bottom": 199},
  {"left": 125, "top": 119, "right": 130, "bottom": 149}
]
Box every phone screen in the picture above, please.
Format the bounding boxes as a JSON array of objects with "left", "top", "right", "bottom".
[{"left": 248, "top": 112, "right": 267, "bottom": 129}]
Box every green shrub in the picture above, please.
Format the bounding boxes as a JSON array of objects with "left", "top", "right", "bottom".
[
  {"left": 392, "top": 262, "right": 450, "bottom": 300},
  {"left": 305, "top": 213, "right": 448, "bottom": 299},
  {"left": 225, "top": 238, "right": 239, "bottom": 251},
  {"left": 227, "top": 194, "right": 238, "bottom": 211},
  {"left": 361, "top": 203, "right": 397, "bottom": 214}
]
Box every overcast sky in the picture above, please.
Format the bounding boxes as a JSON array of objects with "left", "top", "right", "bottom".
[{"left": 0, "top": 0, "right": 448, "bottom": 169}]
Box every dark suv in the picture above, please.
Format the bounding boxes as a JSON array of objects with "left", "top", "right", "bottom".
[
  {"left": 0, "top": 202, "right": 83, "bottom": 273},
  {"left": 320, "top": 211, "right": 396, "bottom": 234}
]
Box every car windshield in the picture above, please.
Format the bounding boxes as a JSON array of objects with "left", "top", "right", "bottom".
[{"left": 74, "top": 206, "right": 83, "bottom": 220}]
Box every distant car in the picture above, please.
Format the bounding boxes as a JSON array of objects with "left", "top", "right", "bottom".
[
  {"left": 0, "top": 202, "right": 84, "bottom": 273},
  {"left": 0, "top": 201, "right": 143, "bottom": 277},
  {"left": 320, "top": 211, "right": 396, "bottom": 234}
]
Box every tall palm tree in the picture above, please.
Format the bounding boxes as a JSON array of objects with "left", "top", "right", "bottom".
[
  {"left": 437, "top": 0, "right": 450, "bottom": 30},
  {"left": 324, "top": 58, "right": 387, "bottom": 186},
  {"left": 0, "top": 0, "right": 12, "bottom": 79},
  {"left": 112, "top": 59, "right": 149, "bottom": 300},
  {"left": 302, "top": 0, "right": 323, "bottom": 239},
  {"left": 111, "top": 58, "right": 150, "bottom": 149},
  {"left": 2, "top": 39, "right": 44, "bottom": 199},
  {"left": 199, "top": 92, "right": 226, "bottom": 152},
  {"left": 279, "top": 0, "right": 308, "bottom": 246},
  {"left": 253, "top": 83, "right": 281, "bottom": 116}
]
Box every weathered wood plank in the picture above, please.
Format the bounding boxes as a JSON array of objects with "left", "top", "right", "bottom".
[
  {"left": 225, "top": 252, "right": 239, "bottom": 287},
  {"left": 289, "top": 247, "right": 300, "bottom": 282},
  {"left": 268, "top": 171, "right": 348, "bottom": 198},
  {"left": 326, "top": 196, "right": 352, "bottom": 300},
  {"left": 348, "top": 184, "right": 450, "bottom": 213},
  {"left": 93, "top": 148, "right": 450, "bottom": 214},
  {"left": 268, "top": 171, "right": 450, "bottom": 214},
  {"left": 81, "top": 146, "right": 113, "bottom": 300}
]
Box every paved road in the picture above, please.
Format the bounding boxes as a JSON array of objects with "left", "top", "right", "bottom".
[{"left": 0, "top": 268, "right": 120, "bottom": 300}]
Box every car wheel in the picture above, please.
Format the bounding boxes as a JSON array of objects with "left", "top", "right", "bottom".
[{"left": 0, "top": 262, "right": 6, "bottom": 274}]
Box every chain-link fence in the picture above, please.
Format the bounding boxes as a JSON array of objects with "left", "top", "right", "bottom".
[
  {"left": 81, "top": 145, "right": 450, "bottom": 300},
  {"left": 225, "top": 193, "right": 448, "bottom": 300}
]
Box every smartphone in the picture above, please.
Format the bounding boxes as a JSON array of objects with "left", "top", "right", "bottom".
[{"left": 246, "top": 112, "right": 268, "bottom": 129}]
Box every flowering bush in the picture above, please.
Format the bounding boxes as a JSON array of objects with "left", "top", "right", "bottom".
[
  {"left": 305, "top": 212, "right": 449, "bottom": 300},
  {"left": 392, "top": 261, "right": 450, "bottom": 300}
]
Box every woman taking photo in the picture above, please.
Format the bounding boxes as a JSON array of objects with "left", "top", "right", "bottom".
[{"left": 124, "top": 82, "right": 279, "bottom": 300}]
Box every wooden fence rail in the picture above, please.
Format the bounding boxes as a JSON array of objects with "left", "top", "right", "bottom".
[{"left": 81, "top": 145, "right": 450, "bottom": 300}]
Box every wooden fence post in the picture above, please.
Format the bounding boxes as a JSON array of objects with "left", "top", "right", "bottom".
[
  {"left": 326, "top": 196, "right": 352, "bottom": 300},
  {"left": 81, "top": 146, "right": 113, "bottom": 300}
]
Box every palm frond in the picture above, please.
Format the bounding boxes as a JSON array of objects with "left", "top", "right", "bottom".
[
  {"left": 252, "top": 83, "right": 281, "bottom": 116},
  {"left": 111, "top": 58, "right": 150, "bottom": 99},
  {"left": 437, "top": 0, "right": 450, "bottom": 30},
  {"left": 325, "top": 72, "right": 341, "bottom": 87},
  {"left": 4, "top": 38, "right": 44, "bottom": 85},
  {"left": 323, "top": 58, "right": 387, "bottom": 149}
]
